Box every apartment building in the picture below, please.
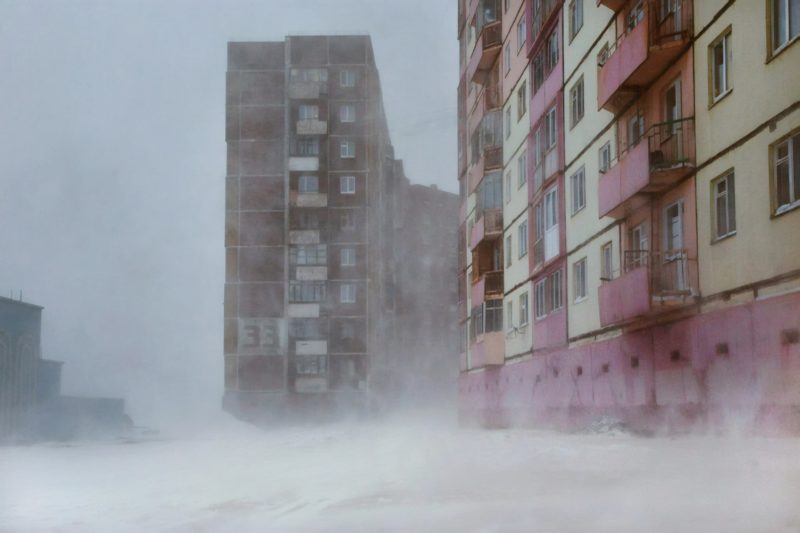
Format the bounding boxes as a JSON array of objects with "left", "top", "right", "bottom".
[
  {"left": 225, "top": 36, "right": 459, "bottom": 421},
  {"left": 457, "top": 0, "right": 800, "bottom": 432}
]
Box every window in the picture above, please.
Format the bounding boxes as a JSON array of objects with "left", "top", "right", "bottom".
[
  {"left": 551, "top": 270, "right": 563, "bottom": 310},
  {"left": 296, "top": 210, "right": 320, "bottom": 230},
  {"left": 712, "top": 172, "right": 737, "bottom": 240},
  {"left": 506, "top": 301, "right": 513, "bottom": 330},
  {"left": 517, "top": 150, "right": 527, "bottom": 188},
  {"left": 545, "top": 106, "right": 558, "bottom": 150},
  {"left": 505, "top": 172, "right": 512, "bottom": 202},
  {"left": 290, "top": 244, "right": 327, "bottom": 265},
  {"left": 504, "top": 0, "right": 509, "bottom": 12},
  {"left": 774, "top": 132, "right": 800, "bottom": 214},
  {"left": 534, "top": 280, "right": 547, "bottom": 318},
  {"left": 340, "top": 140, "right": 356, "bottom": 159},
  {"left": 505, "top": 107, "right": 511, "bottom": 138},
  {"left": 298, "top": 175, "right": 319, "bottom": 194},
  {"left": 504, "top": 45, "right": 511, "bottom": 75},
  {"left": 533, "top": 55, "right": 544, "bottom": 92},
  {"left": 518, "top": 220, "right": 528, "bottom": 258},
  {"left": 547, "top": 30, "right": 559, "bottom": 71},
  {"left": 289, "top": 281, "right": 326, "bottom": 303},
  {"left": 517, "top": 82, "right": 527, "bottom": 120},
  {"left": 339, "top": 104, "right": 356, "bottom": 123},
  {"left": 710, "top": 30, "right": 732, "bottom": 102},
  {"left": 505, "top": 235, "right": 513, "bottom": 267},
  {"left": 340, "top": 211, "right": 356, "bottom": 230},
  {"left": 772, "top": 0, "right": 800, "bottom": 52},
  {"left": 517, "top": 14, "right": 527, "bottom": 51},
  {"left": 569, "top": 0, "right": 584, "bottom": 40},
  {"left": 519, "top": 292, "right": 530, "bottom": 326},
  {"left": 599, "top": 142, "right": 612, "bottom": 173},
  {"left": 340, "top": 247, "right": 356, "bottom": 266},
  {"left": 544, "top": 187, "right": 559, "bottom": 260},
  {"left": 569, "top": 76, "right": 584, "bottom": 128},
  {"left": 664, "top": 201, "right": 685, "bottom": 251},
  {"left": 340, "top": 69, "right": 356, "bottom": 87},
  {"left": 629, "top": 223, "right": 649, "bottom": 269},
  {"left": 297, "top": 138, "right": 320, "bottom": 156},
  {"left": 664, "top": 79, "right": 682, "bottom": 126},
  {"left": 340, "top": 175, "right": 356, "bottom": 194},
  {"left": 340, "top": 284, "right": 357, "bottom": 304},
  {"left": 627, "top": 1, "right": 645, "bottom": 32},
  {"left": 574, "top": 258, "right": 587, "bottom": 301},
  {"left": 299, "top": 105, "right": 319, "bottom": 120},
  {"left": 601, "top": 242, "right": 613, "bottom": 281},
  {"left": 627, "top": 113, "right": 645, "bottom": 148},
  {"left": 570, "top": 166, "right": 586, "bottom": 215}
]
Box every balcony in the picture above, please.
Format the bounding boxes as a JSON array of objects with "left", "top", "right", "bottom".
[
  {"left": 289, "top": 230, "right": 321, "bottom": 245},
  {"left": 472, "top": 270, "right": 503, "bottom": 306},
  {"left": 597, "top": 0, "right": 693, "bottom": 114},
  {"left": 288, "top": 157, "right": 319, "bottom": 172},
  {"left": 597, "top": 0, "right": 626, "bottom": 12},
  {"left": 291, "top": 192, "right": 328, "bottom": 208},
  {"left": 295, "top": 266, "right": 328, "bottom": 281},
  {"left": 294, "top": 376, "right": 328, "bottom": 393},
  {"left": 530, "top": 0, "right": 561, "bottom": 53},
  {"left": 288, "top": 82, "right": 328, "bottom": 100},
  {"left": 296, "top": 119, "right": 327, "bottom": 135},
  {"left": 469, "top": 331, "right": 505, "bottom": 367},
  {"left": 483, "top": 85, "right": 501, "bottom": 112},
  {"left": 467, "top": 20, "right": 502, "bottom": 84},
  {"left": 599, "top": 249, "right": 696, "bottom": 326},
  {"left": 483, "top": 145, "right": 502, "bottom": 172},
  {"left": 599, "top": 117, "right": 695, "bottom": 219},
  {"left": 470, "top": 208, "right": 503, "bottom": 249}
]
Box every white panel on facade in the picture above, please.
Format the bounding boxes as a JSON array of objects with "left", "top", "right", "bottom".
[
  {"left": 294, "top": 376, "right": 328, "bottom": 393},
  {"left": 288, "top": 157, "right": 320, "bottom": 172},
  {"left": 295, "top": 340, "right": 328, "bottom": 355},
  {"left": 289, "top": 230, "right": 321, "bottom": 245},
  {"left": 296, "top": 193, "right": 327, "bottom": 207},
  {"left": 296, "top": 266, "right": 328, "bottom": 281},
  {"left": 296, "top": 120, "right": 328, "bottom": 135},
  {"left": 288, "top": 304, "right": 320, "bottom": 318}
]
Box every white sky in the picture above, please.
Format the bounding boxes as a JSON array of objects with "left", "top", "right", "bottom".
[{"left": 0, "top": 0, "right": 458, "bottom": 426}]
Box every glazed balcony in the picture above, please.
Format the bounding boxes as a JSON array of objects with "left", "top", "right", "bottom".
[
  {"left": 597, "top": 0, "right": 626, "bottom": 12},
  {"left": 468, "top": 299, "right": 504, "bottom": 367},
  {"left": 599, "top": 249, "right": 696, "bottom": 326},
  {"left": 470, "top": 208, "right": 503, "bottom": 249},
  {"left": 597, "top": 0, "right": 693, "bottom": 114},
  {"left": 483, "top": 84, "right": 502, "bottom": 112},
  {"left": 599, "top": 117, "right": 695, "bottom": 219},
  {"left": 530, "top": 0, "right": 561, "bottom": 54},
  {"left": 467, "top": 1, "right": 502, "bottom": 85},
  {"left": 484, "top": 145, "right": 503, "bottom": 172},
  {"left": 471, "top": 270, "right": 503, "bottom": 307}
]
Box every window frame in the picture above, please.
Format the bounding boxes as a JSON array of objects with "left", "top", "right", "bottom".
[
  {"left": 339, "top": 283, "right": 357, "bottom": 304},
  {"left": 569, "top": 76, "right": 584, "bottom": 128},
  {"left": 712, "top": 170, "right": 737, "bottom": 241},
  {"left": 517, "top": 13, "right": 527, "bottom": 52},
  {"left": 518, "top": 220, "right": 529, "bottom": 258},
  {"left": 340, "top": 246, "right": 357, "bottom": 267},
  {"left": 534, "top": 279, "right": 547, "bottom": 319},
  {"left": 569, "top": 0, "right": 584, "bottom": 41},
  {"left": 517, "top": 81, "right": 527, "bottom": 120},
  {"left": 340, "top": 140, "right": 356, "bottom": 159},
  {"left": 519, "top": 292, "right": 530, "bottom": 326},
  {"left": 769, "top": 0, "right": 800, "bottom": 57},
  {"left": 340, "top": 175, "right": 356, "bottom": 195},
  {"left": 517, "top": 150, "right": 527, "bottom": 189},
  {"left": 298, "top": 174, "right": 319, "bottom": 194},
  {"left": 551, "top": 269, "right": 563, "bottom": 311},
  {"left": 600, "top": 241, "right": 613, "bottom": 281},
  {"left": 599, "top": 141, "right": 612, "bottom": 173},
  {"left": 772, "top": 130, "right": 800, "bottom": 215},
  {"left": 505, "top": 235, "right": 513, "bottom": 267},
  {"left": 339, "top": 69, "right": 356, "bottom": 88},
  {"left": 339, "top": 104, "right": 356, "bottom": 123},
  {"left": 709, "top": 27, "right": 733, "bottom": 106},
  {"left": 570, "top": 166, "right": 586, "bottom": 215},
  {"left": 573, "top": 258, "right": 588, "bottom": 302}
]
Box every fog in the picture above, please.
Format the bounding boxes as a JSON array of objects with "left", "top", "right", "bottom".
[{"left": 0, "top": 0, "right": 457, "bottom": 428}]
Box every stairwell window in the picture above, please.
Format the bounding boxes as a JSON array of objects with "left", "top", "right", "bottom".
[
  {"left": 712, "top": 171, "right": 737, "bottom": 240},
  {"left": 518, "top": 220, "right": 528, "bottom": 258},
  {"left": 569, "top": 76, "right": 584, "bottom": 128},
  {"left": 517, "top": 82, "right": 527, "bottom": 120},
  {"left": 340, "top": 175, "right": 356, "bottom": 194},
  {"left": 574, "top": 258, "right": 587, "bottom": 302},
  {"left": 340, "top": 140, "right": 356, "bottom": 159},
  {"left": 570, "top": 166, "right": 585, "bottom": 215},
  {"left": 773, "top": 131, "right": 800, "bottom": 215},
  {"left": 569, "top": 0, "right": 584, "bottom": 41},
  {"left": 710, "top": 29, "right": 733, "bottom": 104},
  {"left": 771, "top": 0, "right": 800, "bottom": 54}
]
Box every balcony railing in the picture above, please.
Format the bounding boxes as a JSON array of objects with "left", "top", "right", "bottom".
[
  {"left": 484, "top": 270, "right": 503, "bottom": 295},
  {"left": 623, "top": 249, "right": 693, "bottom": 297},
  {"left": 483, "top": 145, "right": 503, "bottom": 172},
  {"left": 467, "top": 1, "right": 502, "bottom": 84},
  {"left": 597, "top": 0, "right": 693, "bottom": 113},
  {"left": 484, "top": 84, "right": 501, "bottom": 111},
  {"left": 599, "top": 117, "right": 695, "bottom": 219}
]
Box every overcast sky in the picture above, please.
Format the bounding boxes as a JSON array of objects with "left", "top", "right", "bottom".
[{"left": 0, "top": 0, "right": 458, "bottom": 427}]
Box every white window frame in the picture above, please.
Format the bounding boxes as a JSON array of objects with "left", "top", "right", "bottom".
[
  {"left": 573, "top": 258, "right": 587, "bottom": 302},
  {"left": 569, "top": 76, "right": 584, "bottom": 128},
  {"left": 772, "top": 0, "right": 800, "bottom": 53},
  {"left": 518, "top": 220, "right": 529, "bottom": 258},
  {"left": 519, "top": 292, "right": 530, "bottom": 326},
  {"left": 340, "top": 69, "right": 356, "bottom": 88},
  {"left": 601, "top": 242, "right": 613, "bottom": 281},
  {"left": 712, "top": 171, "right": 737, "bottom": 240},
  {"left": 517, "top": 150, "right": 527, "bottom": 189},
  {"left": 504, "top": 45, "right": 511, "bottom": 76},
  {"left": 299, "top": 104, "right": 319, "bottom": 121},
  {"left": 340, "top": 283, "right": 357, "bottom": 304},
  {"left": 505, "top": 107, "right": 512, "bottom": 139},
  {"left": 773, "top": 132, "right": 800, "bottom": 214},
  {"left": 545, "top": 106, "right": 558, "bottom": 150},
  {"left": 534, "top": 279, "right": 547, "bottom": 319},
  {"left": 340, "top": 140, "right": 356, "bottom": 159},
  {"left": 339, "top": 104, "right": 356, "bottom": 123},
  {"left": 298, "top": 174, "right": 319, "bottom": 194},
  {"left": 506, "top": 301, "right": 514, "bottom": 331},
  {"left": 517, "top": 14, "right": 527, "bottom": 52},
  {"left": 505, "top": 172, "right": 512, "bottom": 203},
  {"left": 569, "top": 0, "right": 584, "bottom": 40},
  {"left": 551, "top": 269, "right": 562, "bottom": 311},
  {"left": 599, "top": 141, "right": 612, "bottom": 173},
  {"left": 710, "top": 29, "right": 732, "bottom": 103},
  {"left": 517, "top": 82, "right": 527, "bottom": 120},
  {"left": 663, "top": 200, "right": 685, "bottom": 253},
  {"left": 505, "top": 235, "right": 513, "bottom": 267},
  {"left": 570, "top": 166, "right": 586, "bottom": 215},
  {"left": 340, "top": 247, "right": 356, "bottom": 266},
  {"left": 340, "top": 175, "right": 356, "bottom": 194}
]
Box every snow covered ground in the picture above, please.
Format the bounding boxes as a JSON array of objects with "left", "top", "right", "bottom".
[{"left": 2, "top": 414, "right": 800, "bottom": 532}]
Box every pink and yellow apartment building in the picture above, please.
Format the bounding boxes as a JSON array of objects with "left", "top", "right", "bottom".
[{"left": 457, "top": 0, "right": 800, "bottom": 433}]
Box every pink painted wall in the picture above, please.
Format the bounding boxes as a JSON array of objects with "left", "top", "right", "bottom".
[
  {"left": 598, "top": 265, "right": 650, "bottom": 326},
  {"left": 597, "top": 10, "right": 649, "bottom": 110}
]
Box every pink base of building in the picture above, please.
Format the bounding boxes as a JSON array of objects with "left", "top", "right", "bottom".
[{"left": 459, "top": 291, "right": 800, "bottom": 434}]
